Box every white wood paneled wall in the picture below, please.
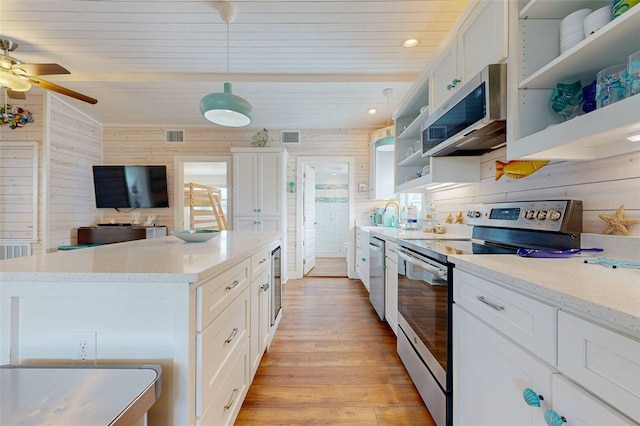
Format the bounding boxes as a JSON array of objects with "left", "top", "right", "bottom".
[
  {"left": 103, "top": 126, "right": 376, "bottom": 275},
  {"left": 426, "top": 148, "right": 640, "bottom": 237},
  {"left": 46, "top": 95, "right": 103, "bottom": 250},
  {"left": 0, "top": 142, "right": 38, "bottom": 240}
]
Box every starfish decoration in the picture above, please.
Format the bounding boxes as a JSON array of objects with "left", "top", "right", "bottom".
[
  {"left": 445, "top": 213, "right": 453, "bottom": 224},
  {"left": 455, "top": 212, "right": 464, "bottom": 224},
  {"left": 598, "top": 205, "right": 639, "bottom": 236}
]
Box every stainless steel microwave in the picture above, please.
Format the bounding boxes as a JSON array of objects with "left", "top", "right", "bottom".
[{"left": 422, "top": 63, "right": 507, "bottom": 157}]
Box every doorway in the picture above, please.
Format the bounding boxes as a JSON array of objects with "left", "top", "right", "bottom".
[
  {"left": 296, "top": 156, "right": 355, "bottom": 279},
  {"left": 173, "top": 156, "right": 231, "bottom": 231}
]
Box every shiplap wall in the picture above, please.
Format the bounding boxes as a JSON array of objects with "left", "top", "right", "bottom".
[
  {"left": 103, "top": 126, "right": 382, "bottom": 274},
  {"left": 0, "top": 142, "right": 37, "bottom": 240},
  {"left": 426, "top": 148, "right": 640, "bottom": 237},
  {"left": 47, "top": 96, "right": 103, "bottom": 250}
]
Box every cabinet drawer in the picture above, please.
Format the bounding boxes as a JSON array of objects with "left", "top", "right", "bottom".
[
  {"left": 197, "top": 258, "right": 250, "bottom": 331},
  {"left": 453, "top": 269, "right": 556, "bottom": 365},
  {"left": 197, "top": 339, "right": 250, "bottom": 426},
  {"left": 550, "top": 374, "right": 635, "bottom": 426},
  {"left": 250, "top": 248, "right": 271, "bottom": 280},
  {"left": 558, "top": 311, "right": 640, "bottom": 422},
  {"left": 196, "top": 286, "right": 249, "bottom": 416}
]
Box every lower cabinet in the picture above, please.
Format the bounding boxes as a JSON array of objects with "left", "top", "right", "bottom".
[
  {"left": 355, "top": 228, "right": 370, "bottom": 291},
  {"left": 250, "top": 267, "right": 271, "bottom": 378},
  {"left": 453, "top": 268, "right": 638, "bottom": 426}
]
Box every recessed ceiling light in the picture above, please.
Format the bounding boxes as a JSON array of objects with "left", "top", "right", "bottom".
[
  {"left": 368, "top": 108, "right": 377, "bottom": 115},
  {"left": 403, "top": 38, "right": 420, "bottom": 48}
]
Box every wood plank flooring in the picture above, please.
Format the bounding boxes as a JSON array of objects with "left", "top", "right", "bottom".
[
  {"left": 235, "top": 277, "right": 435, "bottom": 425},
  {"left": 305, "top": 257, "right": 349, "bottom": 277}
]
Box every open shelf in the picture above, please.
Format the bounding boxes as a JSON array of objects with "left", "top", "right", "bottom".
[
  {"left": 520, "top": 0, "right": 609, "bottom": 19},
  {"left": 397, "top": 107, "right": 429, "bottom": 141},
  {"left": 520, "top": 5, "right": 640, "bottom": 89},
  {"left": 395, "top": 156, "right": 480, "bottom": 193},
  {"left": 398, "top": 148, "right": 425, "bottom": 167},
  {"left": 508, "top": 94, "right": 640, "bottom": 160}
]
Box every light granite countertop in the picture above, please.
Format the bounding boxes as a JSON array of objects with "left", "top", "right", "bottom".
[
  {"left": 450, "top": 252, "right": 640, "bottom": 336},
  {"left": 360, "top": 224, "right": 472, "bottom": 242},
  {"left": 0, "top": 231, "right": 280, "bottom": 283}
]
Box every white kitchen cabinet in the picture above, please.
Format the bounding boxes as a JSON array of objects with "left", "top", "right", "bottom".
[
  {"left": 453, "top": 304, "right": 552, "bottom": 426},
  {"left": 384, "top": 240, "right": 398, "bottom": 335},
  {"left": 369, "top": 125, "right": 396, "bottom": 200},
  {"left": 507, "top": 0, "right": 640, "bottom": 160},
  {"left": 249, "top": 247, "right": 272, "bottom": 379},
  {"left": 232, "top": 147, "right": 288, "bottom": 280},
  {"left": 430, "top": 0, "right": 508, "bottom": 112},
  {"left": 453, "top": 267, "right": 638, "bottom": 426},
  {"left": 355, "top": 227, "right": 370, "bottom": 291}
]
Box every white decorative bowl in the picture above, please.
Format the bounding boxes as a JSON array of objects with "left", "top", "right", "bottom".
[{"left": 173, "top": 230, "right": 219, "bottom": 242}]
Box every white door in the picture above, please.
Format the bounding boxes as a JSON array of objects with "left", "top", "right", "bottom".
[{"left": 303, "top": 165, "right": 316, "bottom": 275}]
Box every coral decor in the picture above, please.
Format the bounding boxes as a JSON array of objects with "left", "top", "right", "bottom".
[
  {"left": 495, "top": 160, "right": 549, "bottom": 180},
  {"left": 598, "top": 205, "right": 639, "bottom": 236}
]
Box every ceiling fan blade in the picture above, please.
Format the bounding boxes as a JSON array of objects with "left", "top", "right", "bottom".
[
  {"left": 26, "top": 76, "right": 97, "bottom": 104},
  {"left": 6, "top": 89, "right": 26, "bottom": 100},
  {"left": 16, "top": 63, "right": 70, "bottom": 76}
]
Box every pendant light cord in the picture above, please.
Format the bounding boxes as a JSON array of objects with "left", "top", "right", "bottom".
[{"left": 226, "top": 21, "right": 230, "bottom": 81}]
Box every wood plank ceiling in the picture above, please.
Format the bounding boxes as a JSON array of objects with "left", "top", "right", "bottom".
[{"left": 0, "top": 0, "right": 470, "bottom": 129}]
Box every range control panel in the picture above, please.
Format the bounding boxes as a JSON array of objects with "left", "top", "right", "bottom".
[{"left": 466, "top": 200, "right": 583, "bottom": 233}]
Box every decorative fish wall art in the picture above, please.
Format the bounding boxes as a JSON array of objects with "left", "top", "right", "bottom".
[{"left": 495, "top": 160, "right": 550, "bottom": 180}]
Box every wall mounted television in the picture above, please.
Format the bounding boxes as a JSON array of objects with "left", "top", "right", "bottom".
[{"left": 92, "top": 165, "right": 169, "bottom": 209}]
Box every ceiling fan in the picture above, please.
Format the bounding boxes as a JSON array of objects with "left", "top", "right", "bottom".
[{"left": 0, "top": 38, "right": 97, "bottom": 104}]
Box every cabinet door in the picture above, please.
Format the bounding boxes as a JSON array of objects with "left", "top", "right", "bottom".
[
  {"left": 258, "top": 216, "right": 281, "bottom": 232},
  {"left": 549, "top": 374, "right": 635, "bottom": 426},
  {"left": 234, "top": 217, "right": 258, "bottom": 232},
  {"left": 453, "top": 305, "right": 551, "bottom": 426},
  {"left": 233, "top": 154, "right": 258, "bottom": 216},
  {"left": 250, "top": 268, "right": 270, "bottom": 377},
  {"left": 430, "top": 41, "right": 459, "bottom": 112},
  {"left": 458, "top": 0, "right": 507, "bottom": 83},
  {"left": 257, "top": 153, "right": 282, "bottom": 217},
  {"left": 384, "top": 253, "right": 398, "bottom": 335}
]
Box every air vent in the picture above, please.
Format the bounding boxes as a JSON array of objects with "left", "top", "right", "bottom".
[
  {"left": 165, "top": 130, "right": 185, "bottom": 143},
  {"left": 281, "top": 130, "right": 300, "bottom": 144}
]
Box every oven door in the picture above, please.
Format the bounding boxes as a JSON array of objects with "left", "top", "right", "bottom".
[{"left": 396, "top": 247, "right": 452, "bottom": 392}]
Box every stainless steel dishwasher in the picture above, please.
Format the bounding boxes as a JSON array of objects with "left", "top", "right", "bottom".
[{"left": 369, "top": 235, "right": 385, "bottom": 321}]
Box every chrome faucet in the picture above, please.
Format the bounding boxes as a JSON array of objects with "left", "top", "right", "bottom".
[{"left": 384, "top": 201, "right": 400, "bottom": 227}]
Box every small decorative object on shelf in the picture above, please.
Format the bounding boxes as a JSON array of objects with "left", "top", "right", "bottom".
[
  {"left": 598, "top": 204, "right": 639, "bottom": 236},
  {"left": 251, "top": 128, "right": 269, "bottom": 147},
  {"left": 445, "top": 213, "right": 453, "bottom": 224},
  {"left": 612, "top": 0, "right": 640, "bottom": 19},
  {"left": 551, "top": 80, "right": 583, "bottom": 120},
  {"left": 455, "top": 212, "right": 464, "bottom": 224},
  {"left": 627, "top": 50, "right": 640, "bottom": 97},
  {"left": 495, "top": 160, "right": 550, "bottom": 180},
  {"left": 596, "top": 63, "right": 627, "bottom": 108},
  {"left": 582, "top": 80, "right": 597, "bottom": 113}
]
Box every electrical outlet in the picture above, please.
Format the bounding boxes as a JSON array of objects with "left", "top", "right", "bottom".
[{"left": 72, "top": 331, "right": 97, "bottom": 362}]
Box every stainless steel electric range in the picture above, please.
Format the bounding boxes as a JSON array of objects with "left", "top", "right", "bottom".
[{"left": 395, "top": 200, "right": 583, "bottom": 426}]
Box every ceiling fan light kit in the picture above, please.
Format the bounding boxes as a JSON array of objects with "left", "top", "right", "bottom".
[
  {"left": 200, "top": 2, "right": 253, "bottom": 127},
  {"left": 0, "top": 69, "right": 31, "bottom": 92}
]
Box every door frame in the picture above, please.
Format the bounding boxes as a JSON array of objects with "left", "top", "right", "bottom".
[
  {"left": 173, "top": 155, "right": 232, "bottom": 231},
  {"left": 295, "top": 156, "right": 356, "bottom": 279}
]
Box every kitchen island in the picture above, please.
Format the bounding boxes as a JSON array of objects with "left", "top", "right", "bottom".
[{"left": 0, "top": 231, "right": 281, "bottom": 426}]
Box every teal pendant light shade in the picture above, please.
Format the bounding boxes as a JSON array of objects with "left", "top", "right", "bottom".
[
  {"left": 200, "top": 2, "right": 253, "bottom": 127},
  {"left": 375, "top": 88, "right": 395, "bottom": 151},
  {"left": 200, "top": 82, "right": 253, "bottom": 127},
  {"left": 375, "top": 129, "right": 394, "bottom": 151}
]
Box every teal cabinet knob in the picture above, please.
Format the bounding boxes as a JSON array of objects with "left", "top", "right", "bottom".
[
  {"left": 544, "top": 409, "right": 566, "bottom": 426},
  {"left": 522, "top": 388, "right": 543, "bottom": 407}
]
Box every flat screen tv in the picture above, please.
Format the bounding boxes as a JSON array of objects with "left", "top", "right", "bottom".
[{"left": 92, "top": 165, "right": 169, "bottom": 209}]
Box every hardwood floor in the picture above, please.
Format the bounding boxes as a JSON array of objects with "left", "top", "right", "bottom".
[
  {"left": 235, "top": 277, "right": 435, "bottom": 425},
  {"left": 305, "top": 257, "right": 348, "bottom": 277}
]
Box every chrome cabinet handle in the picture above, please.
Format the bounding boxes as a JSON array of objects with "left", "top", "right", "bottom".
[
  {"left": 261, "top": 282, "right": 270, "bottom": 291},
  {"left": 476, "top": 296, "right": 504, "bottom": 311},
  {"left": 259, "top": 258, "right": 267, "bottom": 264},
  {"left": 224, "top": 328, "right": 238, "bottom": 344},
  {"left": 396, "top": 249, "right": 446, "bottom": 277},
  {"left": 226, "top": 280, "right": 240, "bottom": 291},
  {"left": 224, "top": 388, "right": 239, "bottom": 410}
]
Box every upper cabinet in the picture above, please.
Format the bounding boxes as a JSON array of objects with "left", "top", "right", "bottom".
[
  {"left": 430, "top": 0, "right": 509, "bottom": 111},
  {"left": 507, "top": 0, "right": 640, "bottom": 160},
  {"left": 393, "top": 0, "right": 507, "bottom": 193}
]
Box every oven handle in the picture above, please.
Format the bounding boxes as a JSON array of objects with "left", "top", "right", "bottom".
[{"left": 396, "top": 248, "right": 447, "bottom": 277}]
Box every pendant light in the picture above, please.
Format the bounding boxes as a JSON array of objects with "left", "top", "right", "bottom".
[
  {"left": 375, "top": 88, "right": 395, "bottom": 151},
  {"left": 200, "top": 2, "right": 253, "bottom": 127}
]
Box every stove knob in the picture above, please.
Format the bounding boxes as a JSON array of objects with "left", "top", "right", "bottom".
[
  {"left": 467, "top": 211, "right": 473, "bottom": 218},
  {"left": 536, "top": 210, "right": 548, "bottom": 220},
  {"left": 548, "top": 210, "right": 562, "bottom": 221},
  {"left": 524, "top": 210, "right": 536, "bottom": 220},
  {"left": 474, "top": 211, "right": 482, "bottom": 218}
]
